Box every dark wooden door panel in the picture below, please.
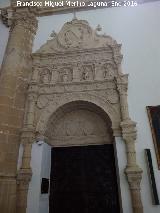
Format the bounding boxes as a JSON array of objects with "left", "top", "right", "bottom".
[{"left": 49, "top": 144, "right": 120, "bottom": 213}]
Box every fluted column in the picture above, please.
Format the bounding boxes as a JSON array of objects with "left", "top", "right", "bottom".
[
  {"left": 116, "top": 74, "right": 143, "bottom": 213},
  {"left": 0, "top": 7, "right": 38, "bottom": 213}
]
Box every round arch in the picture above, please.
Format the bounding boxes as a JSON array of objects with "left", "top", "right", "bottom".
[{"left": 36, "top": 93, "right": 121, "bottom": 138}]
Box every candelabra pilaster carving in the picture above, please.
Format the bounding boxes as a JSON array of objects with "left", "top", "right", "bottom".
[{"left": 116, "top": 74, "right": 143, "bottom": 213}]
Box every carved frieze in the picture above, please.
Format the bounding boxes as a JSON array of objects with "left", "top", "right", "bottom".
[
  {"left": 32, "top": 61, "right": 118, "bottom": 84},
  {"left": 32, "top": 18, "right": 122, "bottom": 85}
]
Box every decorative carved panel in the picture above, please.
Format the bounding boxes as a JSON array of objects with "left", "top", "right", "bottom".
[
  {"left": 46, "top": 110, "right": 113, "bottom": 146},
  {"left": 30, "top": 18, "right": 124, "bottom": 137}
]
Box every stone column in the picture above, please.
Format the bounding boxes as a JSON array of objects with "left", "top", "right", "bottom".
[
  {"left": 17, "top": 82, "right": 38, "bottom": 213},
  {"left": 116, "top": 74, "right": 143, "bottom": 213},
  {"left": 0, "top": 7, "right": 38, "bottom": 213}
]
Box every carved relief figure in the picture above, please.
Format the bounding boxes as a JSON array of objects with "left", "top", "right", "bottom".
[
  {"left": 51, "top": 110, "right": 108, "bottom": 138},
  {"left": 103, "top": 63, "right": 115, "bottom": 79},
  {"left": 58, "top": 67, "right": 73, "bottom": 82},
  {"left": 81, "top": 65, "right": 94, "bottom": 81},
  {"left": 39, "top": 68, "right": 51, "bottom": 83}
]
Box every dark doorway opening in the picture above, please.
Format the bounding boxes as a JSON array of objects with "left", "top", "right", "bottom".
[{"left": 49, "top": 144, "right": 120, "bottom": 213}]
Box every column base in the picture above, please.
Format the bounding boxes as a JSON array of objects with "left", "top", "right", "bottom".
[
  {"left": 16, "top": 168, "right": 32, "bottom": 213},
  {"left": 125, "top": 166, "right": 143, "bottom": 213}
]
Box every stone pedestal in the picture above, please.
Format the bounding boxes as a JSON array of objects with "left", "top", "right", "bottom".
[{"left": 0, "top": 7, "right": 38, "bottom": 213}]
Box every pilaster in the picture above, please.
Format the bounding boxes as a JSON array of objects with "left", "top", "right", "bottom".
[{"left": 116, "top": 74, "right": 143, "bottom": 213}]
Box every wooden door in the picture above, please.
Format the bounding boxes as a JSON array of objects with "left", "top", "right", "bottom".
[{"left": 49, "top": 144, "right": 120, "bottom": 213}]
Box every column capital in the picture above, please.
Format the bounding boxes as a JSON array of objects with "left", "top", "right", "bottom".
[
  {"left": 121, "top": 119, "right": 137, "bottom": 141},
  {"left": 10, "top": 7, "right": 38, "bottom": 34},
  {"left": 35, "top": 131, "right": 49, "bottom": 143},
  {"left": 112, "top": 43, "right": 123, "bottom": 65},
  {"left": 116, "top": 74, "right": 129, "bottom": 95},
  {"left": 27, "top": 83, "right": 38, "bottom": 99},
  {"left": 17, "top": 168, "right": 32, "bottom": 186},
  {"left": 125, "top": 166, "right": 143, "bottom": 189},
  {"left": 1, "top": 7, "right": 38, "bottom": 34},
  {"left": 20, "top": 127, "right": 35, "bottom": 144}
]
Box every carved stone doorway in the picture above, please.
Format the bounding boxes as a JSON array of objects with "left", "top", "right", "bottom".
[
  {"left": 49, "top": 144, "right": 120, "bottom": 213},
  {"left": 46, "top": 105, "right": 120, "bottom": 213},
  {"left": 19, "top": 19, "right": 143, "bottom": 213}
]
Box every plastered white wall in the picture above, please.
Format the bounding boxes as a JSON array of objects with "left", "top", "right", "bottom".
[
  {"left": 26, "top": 142, "right": 51, "bottom": 213},
  {"left": 0, "top": 1, "right": 160, "bottom": 212},
  {"left": 39, "top": 143, "right": 51, "bottom": 213},
  {"left": 27, "top": 142, "right": 43, "bottom": 213}
]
